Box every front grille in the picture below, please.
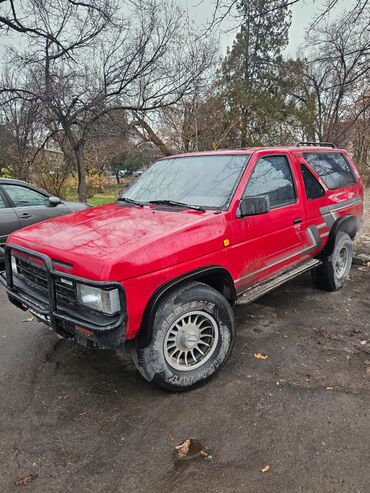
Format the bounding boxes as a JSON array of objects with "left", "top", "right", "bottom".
[
  {"left": 17, "top": 258, "right": 48, "bottom": 290},
  {"left": 16, "top": 257, "right": 77, "bottom": 305}
]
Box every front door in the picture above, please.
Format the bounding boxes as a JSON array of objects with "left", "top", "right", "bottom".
[{"left": 232, "top": 153, "right": 310, "bottom": 293}]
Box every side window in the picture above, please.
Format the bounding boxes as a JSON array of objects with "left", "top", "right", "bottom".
[
  {"left": 243, "top": 155, "right": 296, "bottom": 208},
  {"left": 2, "top": 184, "right": 49, "bottom": 207},
  {"left": 300, "top": 164, "right": 325, "bottom": 200},
  {"left": 0, "top": 193, "right": 6, "bottom": 209},
  {"left": 303, "top": 152, "right": 355, "bottom": 189}
]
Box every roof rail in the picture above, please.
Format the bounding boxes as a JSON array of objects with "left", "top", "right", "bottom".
[{"left": 295, "top": 141, "right": 337, "bottom": 149}]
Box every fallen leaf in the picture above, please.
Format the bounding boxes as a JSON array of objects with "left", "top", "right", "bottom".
[
  {"left": 15, "top": 474, "right": 37, "bottom": 487},
  {"left": 79, "top": 411, "right": 87, "bottom": 416},
  {"left": 175, "top": 439, "right": 191, "bottom": 458},
  {"left": 261, "top": 465, "right": 270, "bottom": 473},
  {"left": 360, "top": 340, "right": 367, "bottom": 346},
  {"left": 23, "top": 316, "right": 34, "bottom": 323},
  {"left": 200, "top": 450, "right": 209, "bottom": 457},
  {"left": 167, "top": 434, "right": 176, "bottom": 442},
  {"left": 326, "top": 386, "right": 334, "bottom": 390},
  {"left": 254, "top": 353, "right": 269, "bottom": 360}
]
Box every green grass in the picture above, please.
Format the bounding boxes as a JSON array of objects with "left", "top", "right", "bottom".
[{"left": 87, "top": 194, "right": 117, "bottom": 206}]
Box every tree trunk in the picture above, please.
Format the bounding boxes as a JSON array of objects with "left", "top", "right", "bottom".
[
  {"left": 240, "top": 109, "right": 248, "bottom": 147},
  {"left": 134, "top": 115, "right": 173, "bottom": 156},
  {"left": 61, "top": 129, "right": 87, "bottom": 203},
  {"left": 75, "top": 144, "right": 86, "bottom": 202}
]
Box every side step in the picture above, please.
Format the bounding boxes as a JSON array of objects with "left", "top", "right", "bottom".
[{"left": 236, "top": 258, "right": 321, "bottom": 305}]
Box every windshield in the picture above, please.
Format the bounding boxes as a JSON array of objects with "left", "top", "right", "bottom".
[{"left": 120, "top": 154, "right": 250, "bottom": 209}]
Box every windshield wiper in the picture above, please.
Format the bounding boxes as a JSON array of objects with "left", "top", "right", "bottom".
[
  {"left": 117, "top": 197, "right": 144, "bottom": 207},
  {"left": 149, "top": 200, "right": 205, "bottom": 212}
]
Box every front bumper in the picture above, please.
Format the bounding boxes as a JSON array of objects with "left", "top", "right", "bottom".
[{"left": 0, "top": 244, "right": 126, "bottom": 349}]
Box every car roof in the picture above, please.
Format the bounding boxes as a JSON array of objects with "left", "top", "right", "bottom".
[
  {"left": 166, "top": 146, "right": 346, "bottom": 159},
  {"left": 0, "top": 178, "right": 34, "bottom": 186}
]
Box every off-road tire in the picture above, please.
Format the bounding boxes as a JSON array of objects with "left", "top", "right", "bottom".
[
  {"left": 311, "top": 231, "right": 353, "bottom": 291},
  {"left": 131, "top": 282, "right": 234, "bottom": 391}
]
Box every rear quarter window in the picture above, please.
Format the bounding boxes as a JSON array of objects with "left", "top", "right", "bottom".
[{"left": 303, "top": 152, "right": 356, "bottom": 189}]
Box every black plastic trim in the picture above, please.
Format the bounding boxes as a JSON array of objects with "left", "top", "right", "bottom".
[
  {"left": 322, "top": 215, "right": 358, "bottom": 257},
  {"left": 295, "top": 141, "right": 337, "bottom": 148}
]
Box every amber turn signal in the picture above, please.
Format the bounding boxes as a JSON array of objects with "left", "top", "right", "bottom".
[{"left": 75, "top": 325, "right": 93, "bottom": 336}]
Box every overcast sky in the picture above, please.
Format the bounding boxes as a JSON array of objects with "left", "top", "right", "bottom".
[
  {"left": 0, "top": 0, "right": 356, "bottom": 61},
  {"left": 183, "top": 0, "right": 356, "bottom": 57}
]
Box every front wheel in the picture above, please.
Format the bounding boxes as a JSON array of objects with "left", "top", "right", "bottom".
[
  {"left": 131, "top": 282, "right": 234, "bottom": 391},
  {"left": 312, "top": 231, "right": 353, "bottom": 291}
]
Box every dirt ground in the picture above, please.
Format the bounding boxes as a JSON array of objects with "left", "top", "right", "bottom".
[
  {"left": 354, "top": 191, "right": 370, "bottom": 257},
  {"left": 0, "top": 193, "right": 369, "bottom": 493}
]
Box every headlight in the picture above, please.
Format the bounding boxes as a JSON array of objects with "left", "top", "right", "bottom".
[
  {"left": 11, "top": 255, "right": 18, "bottom": 274},
  {"left": 76, "top": 284, "right": 121, "bottom": 315}
]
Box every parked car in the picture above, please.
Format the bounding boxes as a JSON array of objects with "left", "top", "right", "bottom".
[
  {"left": 0, "top": 179, "right": 89, "bottom": 261},
  {"left": 0, "top": 143, "right": 363, "bottom": 391},
  {"left": 133, "top": 170, "right": 144, "bottom": 177}
]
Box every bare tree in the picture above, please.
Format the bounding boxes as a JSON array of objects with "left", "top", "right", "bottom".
[
  {"left": 312, "top": 0, "right": 370, "bottom": 31},
  {"left": 0, "top": 0, "right": 210, "bottom": 201},
  {"left": 197, "top": 0, "right": 300, "bottom": 35},
  {"left": 31, "top": 148, "right": 71, "bottom": 197},
  {"left": 350, "top": 90, "right": 370, "bottom": 183},
  {"left": 131, "top": 34, "right": 219, "bottom": 155},
  {"left": 0, "top": 78, "right": 41, "bottom": 180},
  {"left": 292, "top": 7, "right": 370, "bottom": 144}
]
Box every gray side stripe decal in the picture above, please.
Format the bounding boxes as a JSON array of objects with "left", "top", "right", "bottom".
[
  {"left": 320, "top": 197, "right": 362, "bottom": 228},
  {"left": 320, "top": 197, "right": 362, "bottom": 215},
  {"left": 322, "top": 212, "right": 336, "bottom": 228}
]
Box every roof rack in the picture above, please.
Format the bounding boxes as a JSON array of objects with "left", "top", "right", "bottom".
[{"left": 295, "top": 141, "right": 337, "bottom": 148}]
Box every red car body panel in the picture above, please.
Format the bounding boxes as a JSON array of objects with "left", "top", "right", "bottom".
[{"left": 6, "top": 147, "right": 364, "bottom": 341}]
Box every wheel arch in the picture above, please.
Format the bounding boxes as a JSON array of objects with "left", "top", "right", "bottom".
[
  {"left": 134, "top": 265, "right": 236, "bottom": 348},
  {"left": 323, "top": 214, "right": 358, "bottom": 257}
]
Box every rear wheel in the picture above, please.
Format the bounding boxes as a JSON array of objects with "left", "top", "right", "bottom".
[
  {"left": 312, "top": 231, "right": 353, "bottom": 291},
  {"left": 131, "top": 282, "right": 234, "bottom": 391}
]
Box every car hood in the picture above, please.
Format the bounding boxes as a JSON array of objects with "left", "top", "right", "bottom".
[{"left": 8, "top": 203, "right": 228, "bottom": 280}]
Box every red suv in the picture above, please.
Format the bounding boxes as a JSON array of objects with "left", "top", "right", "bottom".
[{"left": 0, "top": 143, "right": 363, "bottom": 390}]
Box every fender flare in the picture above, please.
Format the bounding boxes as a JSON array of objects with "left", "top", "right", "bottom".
[
  {"left": 134, "top": 265, "right": 236, "bottom": 348},
  {"left": 322, "top": 214, "right": 358, "bottom": 257}
]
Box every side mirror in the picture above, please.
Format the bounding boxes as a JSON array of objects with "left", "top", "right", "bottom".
[
  {"left": 48, "top": 196, "right": 62, "bottom": 207},
  {"left": 238, "top": 196, "right": 270, "bottom": 217}
]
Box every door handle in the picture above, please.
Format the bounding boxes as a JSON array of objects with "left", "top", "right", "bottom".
[
  {"left": 293, "top": 218, "right": 302, "bottom": 224},
  {"left": 19, "top": 213, "right": 31, "bottom": 219}
]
